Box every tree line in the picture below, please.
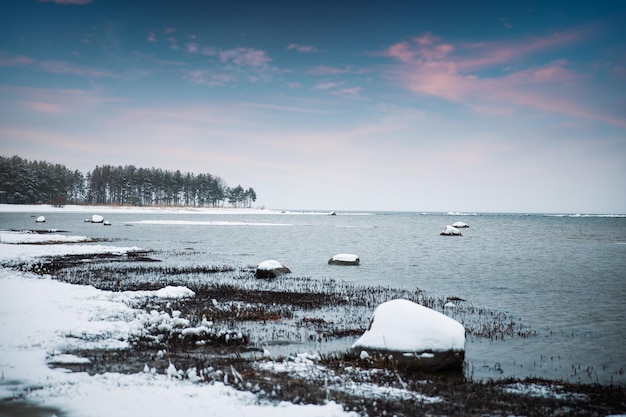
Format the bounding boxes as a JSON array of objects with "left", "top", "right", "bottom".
[{"left": 0, "top": 155, "right": 257, "bottom": 208}]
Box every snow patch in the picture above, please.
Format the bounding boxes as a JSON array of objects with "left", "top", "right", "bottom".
[{"left": 351, "top": 299, "right": 465, "bottom": 352}]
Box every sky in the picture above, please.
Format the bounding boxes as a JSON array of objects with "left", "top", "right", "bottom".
[{"left": 1, "top": 0, "right": 625, "bottom": 213}]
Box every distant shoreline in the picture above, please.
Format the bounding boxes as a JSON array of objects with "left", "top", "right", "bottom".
[
  {"left": 1, "top": 204, "right": 625, "bottom": 218},
  {"left": 0, "top": 203, "right": 279, "bottom": 215}
]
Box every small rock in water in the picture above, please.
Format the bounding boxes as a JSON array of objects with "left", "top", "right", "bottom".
[
  {"left": 255, "top": 260, "right": 291, "bottom": 279},
  {"left": 328, "top": 253, "right": 360, "bottom": 265}
]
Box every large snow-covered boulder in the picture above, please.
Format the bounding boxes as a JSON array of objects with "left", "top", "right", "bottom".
[
  {"left": 255, "top": 260, "right": 291, "bottom": 279},
  {"left": 440, "top": 225, "right": 462, "bottom": 236},
  {"left": 328, "top": 253, "right": 360, "bottom": 266},
  {"left": 350, "top": 299, "right": 465, "bottom": 371},
  {"left": 451, "top": 221, "right": 469, "bottom": 228},
  {"left": 91, "top": 214, "right": 104, "bottom": 223}
]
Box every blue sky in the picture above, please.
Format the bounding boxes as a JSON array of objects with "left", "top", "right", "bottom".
[{"left": 1, "top": 0, "right": 625, "bottom": 213}]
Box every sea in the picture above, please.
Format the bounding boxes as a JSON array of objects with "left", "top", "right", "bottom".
[{"left": 2, "top": 208, "right": 625, "bottom": 385}]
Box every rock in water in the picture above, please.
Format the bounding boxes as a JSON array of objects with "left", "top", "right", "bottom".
[
  {"left": 328, "top": 253, "right": 360, "bottom": 265},
  {"left": 351, "top": 299, "right": 465, "bottom": 371},
  {"left": 440, "top": 225, "right": 462, "bottom": 236},
  {"left": 255, "top": 260, "right": 291, "bottom": 279},
  {"left": 91, "top": 214, "right": 104, "bottom": 223},
  {"left": 452, "top": 221, "right": 469, "bottom": 228}
]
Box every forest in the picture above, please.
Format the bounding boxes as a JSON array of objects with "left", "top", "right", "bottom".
[{"left": 0, "top": 155, "right": 257, "bottom": 208}]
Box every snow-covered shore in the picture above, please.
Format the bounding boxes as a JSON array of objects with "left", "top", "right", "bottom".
[
  {"left": 0, "top": 231, "right": 355, "bottom": 417},
  {"left": 0, "top": 203, "right": 280, "bottom": 215}
]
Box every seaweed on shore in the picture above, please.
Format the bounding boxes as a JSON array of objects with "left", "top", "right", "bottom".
[{"left": 7, "top": 252, "right": 624, "bottom": 416}]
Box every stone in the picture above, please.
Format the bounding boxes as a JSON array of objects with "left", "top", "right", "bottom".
[
  {"left": 91, "top": 214, "right": 104, "bottom": 223},
  {"left": 328, "top": 253, "right": 360, "bottom": 265},
  {"left": 255, "top": 260, "right": 291, "bottom": 279},
  {"left": 440, "top": 225, "right": 462, "bottom": 236},
  {"left": 350, "top": 299, "right": 465, "bottom": 371}
]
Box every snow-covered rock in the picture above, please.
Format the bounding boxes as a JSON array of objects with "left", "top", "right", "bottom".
[
  {"left": 35, "top": 215, "right": 45, "bottom": 223},
  {"left": 451, "top": 221, "right": 469, "bottom": 228},
  {"left": 328, "top": 253, "right": 360, "bottom": 266},
  {"left": 440, "top": 225, "right": 462, "bottom": 236},
  {"left": 91, "top": 214, "right": 104, "bottom": 223},
  {"left": 350, "top": 299, "right": 465, "bottom": 371},
  {"left": 153, "top": 285, "right": 195, "bottom": 299},
  {"left": 255, "top": 260, "right": 291, "bottom": 279},
  {"left": 103, "top": 220, "right": 112, "bottom": 226}
]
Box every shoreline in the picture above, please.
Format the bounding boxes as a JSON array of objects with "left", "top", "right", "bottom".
[{"left": 0, "top": 203, "right": 280, "bottom": 215}]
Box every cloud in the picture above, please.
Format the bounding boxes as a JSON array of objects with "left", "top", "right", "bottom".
[
  {"left": 219, "top": 48, "right": 271, "bottom": 67},
  {"left": 383, "top": 29, "right": 626, "bottom": 128},
  {"left": 0, "top": 54, "right": 115, "bottom": 78},
  {"left": 286, "top": 43, "right": 319, "bottom": 53},
  {"left": 313, "top": 82, "right": 341, "bottom": 90},
  {"left": 309, "top": 65, "right": 370, "bottom": 76},
  {"left": 169, "top": 44, "right": 277, "bottom": 86},
  {"left": 39, "top": 60, "right": 115, "bottom": 78},
  {"left": 147, "top": 32, "right": 157, "bottom": 42},
  {"left": 0, "top": 85, "right": 125, "bottom": 116},
  {"left": 334, "top": 87, "right": 364, "bottom": 100},
  {"left": 0, "top": 54, "right": 35, "bottom": 67},
  {"left": 23, "top": 101, "right": 65, "bottom": 114},
  {"left": 167, "top": 37, "right": 179, "bottom": 50},
  {"left": 184, "top": 69, "right": 237, "bottom": 86}
]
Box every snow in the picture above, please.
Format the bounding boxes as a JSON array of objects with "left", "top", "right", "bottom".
[
  {"left": 0, "top": 203, "right": 280, "bottom": 215},
  {"left": 153, "top": 285, "right": 196, "bottom": 298},
  {"left": 351, "top": 299, "right": 465, "bottom": 352},
  {"left": 0, "top": 238, "right": 142, "bottom": 263},
  {"left": 440, "top": 225, "right": 462, "bottom": 235},
  {"left": 256, "top": 353, "right": 443, "bottom": 404},
  {"left": 451, "top": 221, "right": 469, "bottom": 228},
  {"left": 0, "top": 235, "right": 356, "bottom": 416},
  {"left": 0, "top": 230, "right": 93, "bottom": 244},
  {"left": 257, "top": 259, "right": 286, "bottom": 270},
  {"left": 47, "top": 353, "right": 92, "bottom": 365},
  {"left": 502, "top": 383, "right": 589, "bottom": 401},
  {"left": 91, "top": 214, "right": 104, "bottom": 223},
  {"left": 330, "top": 254, "right": 359, "bottom": 263}
]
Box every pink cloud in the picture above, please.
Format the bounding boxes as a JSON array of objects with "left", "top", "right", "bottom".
[
  {"left": 24, "top": 101, "right": 64, "bottom": 114},
  {"left": 219, "top": 48, "right": 271, "bottom": 67},
  {"left": 384, "top": 29, "right": 625, "bottom": 128},
  {"left": 0, "top": 55, "right": 35, "bottom": 67},
  {"left": 1, "top": 85, "right": 126, "bottom": 116},
  {"left": 184, "top": 69, "right": 236, "bottom": 86},
  {"left": 309, "top": 65, "right": 370, "bottom": 76},
  {"left": 334, "top": 87, "right": 364, "bottom": 99},
  {"left": 612, "top": 66, "right": 626, "bottom": 80},
  {"left": 39, "top": 60, "right": 115, "bottom": 78},
  {"left": 147, "top": 32, "right": 157, "bottom": 42},
  {"left": 167, "top": 37, "right": 179, "bottom": 50},
  {"left": 286, "top": 43, "right": 319, "bottom": 53},
  {"left": 313, "top": 82, "right": 341, "bottom": 90}
]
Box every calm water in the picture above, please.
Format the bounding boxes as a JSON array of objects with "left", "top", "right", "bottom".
[{"left": 2, "top": 209, "right": 626, "bottom": 384}]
